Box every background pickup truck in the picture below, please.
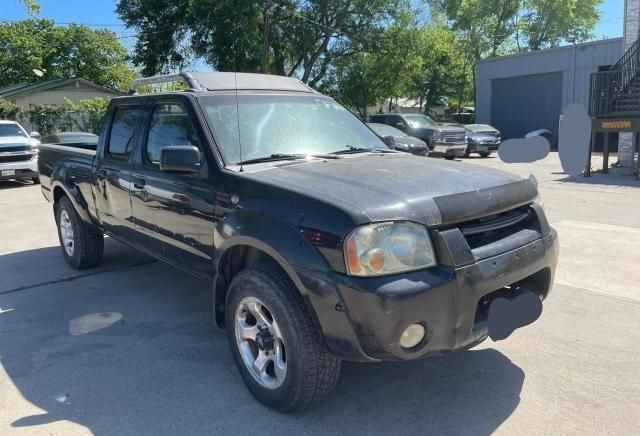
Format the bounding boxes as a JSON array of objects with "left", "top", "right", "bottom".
[
  {"left": 368, "top": 113, "right": 468, "bottom": 159},
  {"left": 0, "top": 120, "right": 40, "bottom": 183},
  {"left": 38, "top": 72, "right": 558, "bottom": 413}
]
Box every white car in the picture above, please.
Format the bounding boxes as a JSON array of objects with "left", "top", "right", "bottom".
[{"left": 0, "top": 120, "right": 40, "bottom": 183}]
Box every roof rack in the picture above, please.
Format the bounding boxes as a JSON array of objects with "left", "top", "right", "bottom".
[
  {"left": 128, "top": 72, "right": 203, "bottom": 94},
  {"left": 129, "top": 71, "right": 318, "bottom": 95}
]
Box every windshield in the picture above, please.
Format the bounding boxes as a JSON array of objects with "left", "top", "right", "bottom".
[
  {"left": 200, "top": 94, "right": 389, "bottom": 165},
  {"left": 368, "top": 123, "right": 407, "bottom": 137},
  {"left": 404, "top": 115, "right": 436, "bottom": 128},
  {"left": 0, "top": 123, "right": 27, "bottom": 138}
]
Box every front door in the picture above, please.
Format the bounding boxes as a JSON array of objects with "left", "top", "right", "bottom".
[
  {"left": 129, "top": 99, "right": 216, "bottom": 279},
  {"left": 94, "top": 104, "right": 144, "bottom": 240}
]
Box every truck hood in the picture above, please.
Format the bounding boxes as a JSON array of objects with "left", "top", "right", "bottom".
[
  {"left": 0, "top": 136, "right": 38, "bottom": 147},
  {"left": 430, "top": 125, "right": 466, "bottom": 133},
  {"left": 243, "top": 154, "right": 538, "bottom": 227}
]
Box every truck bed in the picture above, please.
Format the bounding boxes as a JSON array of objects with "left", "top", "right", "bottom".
[{"left": 37, "top": 143, "right": 97, "bottom": 211}]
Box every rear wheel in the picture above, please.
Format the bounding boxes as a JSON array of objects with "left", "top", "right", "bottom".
[
  {"left": 32, "top": 176, "right": 40, "bottom": 184},
  {"left": 225, "top": 265, "right": 341, "bottom": 412},
  {"left": 55, "top": 196, "right": 104, "bottom": 269}
]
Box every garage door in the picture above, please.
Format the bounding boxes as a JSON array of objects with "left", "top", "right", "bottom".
[{"left": 491, "top": 72, "right": 563, "bottom": 140}]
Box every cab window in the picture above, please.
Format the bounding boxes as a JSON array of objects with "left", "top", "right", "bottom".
[{"left": 144, "top": 103, "right": 202, "bottom": 166}]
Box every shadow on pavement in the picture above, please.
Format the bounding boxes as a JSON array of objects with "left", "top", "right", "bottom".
[
  {"left": 0, "top": 180, "right": 37, "bottom": 190},
  {"left": 557, "top": 173, "right": 640, "bottom": 188},
  {"left": 0, "top": 244, "right": 523, "bottom": 434}
]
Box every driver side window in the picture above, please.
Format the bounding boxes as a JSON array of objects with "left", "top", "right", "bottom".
[{"left": 145, "top": 103, "right": 202, "bottom": 166}]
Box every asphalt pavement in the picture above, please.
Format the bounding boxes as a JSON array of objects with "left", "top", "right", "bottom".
[{"left": 1, "top": 153, "right": 639, "bottom": 435}]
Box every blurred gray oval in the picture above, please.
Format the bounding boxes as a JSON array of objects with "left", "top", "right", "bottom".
[
  {"left": 558, "top": 103, "right": 591, "bottom": 176},
  {"left": 499, "top": 136, "right": 550, "bottom": 163}
]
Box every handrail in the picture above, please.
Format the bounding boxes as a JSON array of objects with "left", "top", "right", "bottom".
[{"left": 590, "top": 39, "right": 640, "bottom": 117}]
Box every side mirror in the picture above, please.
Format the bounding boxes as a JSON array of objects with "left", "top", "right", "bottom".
[
  {"left": 382, "top": 135, "right": 395, "bottom": 148},
  {"left": 30, "top": 131, "right": 41, "bottom": 139},
  {"left": 160, "top": 146, "right": 201, "bottom": 173}
]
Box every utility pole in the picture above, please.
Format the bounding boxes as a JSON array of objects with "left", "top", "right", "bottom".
[{"left": 261, "top": 1, "right": 273, "bottom": 74}]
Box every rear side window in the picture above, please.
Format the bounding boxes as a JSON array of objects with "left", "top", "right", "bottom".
[
  {"left": 145, "top": 103, "right": 202, "bottom": 165},
  {"left": 107, "top": 106, "right": 141, "bottom": 158}
]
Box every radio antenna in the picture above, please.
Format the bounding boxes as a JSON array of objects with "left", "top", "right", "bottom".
[
  {"left": 233, "top": 22, "right": 244, "bottom": 173},
  {"left": 234, "top": 72, "right": 244, "bottom": 173}
]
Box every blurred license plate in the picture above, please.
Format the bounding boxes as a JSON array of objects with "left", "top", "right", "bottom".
[
  {"left": 1, "top": 170, "right": 15, "bottom": 176},
  {"left": 478, "top": 145, "right": 488, "bottom": 151}
]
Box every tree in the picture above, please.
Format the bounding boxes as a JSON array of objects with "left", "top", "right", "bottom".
[
  {"left": 64, "top": 97, "right": 110, "bottom": 133},
  {"left": 116, "top": 0, "right": 408, "bottom": 86},
  {"left": 321, "top": 21, "right": 424, "bottom": 118},
  {"left": 519, "top": 0, "right": 601, "bottom": 51},
  {"left": 26, "top": 104, "right": 67, "bottom": 135},
  {"left": 0, "top": 99, "right": 22, "bottom": 120},
  {"left": 405, "top": 23, "right": 469, "bottom": 115},
  {"left": 0, "top": 20, "right": 136, "bottom": 91},
  {"left": 18, "top": 0, "right": 40, "bottom": 13}
]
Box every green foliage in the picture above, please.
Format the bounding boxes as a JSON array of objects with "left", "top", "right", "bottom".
[
  {"left": 431, "top": 0, "right": 602, "bottom": 57},
  {"left": 64, "top": 97, "right": 110, "bottom": 133},
  {"left": 116, "top": 0, "right": 408, "bottom": 86},
  {"left": 18, "top": 0, "right": 40, "bottom": 13},
  {"left": 519, "top": 0, "right": 602, "bottom": 51},
  {"left": 0, "top": 99, "right": 23, "bottom": 120},
  {"left": 0, "top": 19, "right": 136, "bottom": 91},
  {"left": 323, "top": 21, "right": 467, "bottom": 117},
  {"left": 26, "top": 104, "right": 67, "bottom": 135}
]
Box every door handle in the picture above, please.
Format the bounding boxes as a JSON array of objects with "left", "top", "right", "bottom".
[{"left": 133, "top": 177, "right": 146, "bottom": 189}]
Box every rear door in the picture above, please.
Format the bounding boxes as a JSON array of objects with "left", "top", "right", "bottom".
[
  {"left": 129, "top": 97, "right": 216, "bottom": 278},
  {"left": 94, "top": 103, "right": 146, "bottom": 241}
]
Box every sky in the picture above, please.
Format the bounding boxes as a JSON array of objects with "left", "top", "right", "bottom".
[{"left": 1, "top": 0, "right": 628, "bottom": 50}]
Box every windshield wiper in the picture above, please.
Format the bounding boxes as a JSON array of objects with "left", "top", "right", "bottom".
[
  {"left": 237, "top": 153, "right": 341, "bottom": 165},
  {"left": 331, "top": 145, "right": 394, "bottom": 155}
]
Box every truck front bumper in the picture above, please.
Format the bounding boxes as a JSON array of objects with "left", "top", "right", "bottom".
[
  {"left": 430, "top": 142, "right": 468, "bottom": 156},
  {"left": 0, "top": 157, "right": 39, "bottom": 180},
  {"left": 311, "top": 229, "right": 558, "bottom": 362}
]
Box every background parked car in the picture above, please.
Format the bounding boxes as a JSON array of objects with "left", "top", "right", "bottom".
[
  {"left": 525, "top": 129, "right": 557, "bottom": 148},
  {"left": 40, "top": 132, "right": 99, "bottom": 148},
  {"left": 464, "top": 124, "right": 502, "bottom": 158},
  {"left": 367, "top": 123, "right": 429, "bottom": 156},
  {"left": 368, "top": 114, "right": 467, "bottom": 160},
  {"left": 0, "top": 120, "right": 40, "bottom": 183}
]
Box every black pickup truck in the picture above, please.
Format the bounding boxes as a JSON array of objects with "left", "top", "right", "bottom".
[{"left": 38, "top": 72, "right": 558, "bottom": 412}]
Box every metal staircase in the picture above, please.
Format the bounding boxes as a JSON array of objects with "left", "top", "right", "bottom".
[{"left": 590, "top": 39, "right": 640, "bottom": 118}]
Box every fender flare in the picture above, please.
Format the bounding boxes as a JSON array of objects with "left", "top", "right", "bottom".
[{"left": 50, "top": 178, "right": 97, "bottom": 229}]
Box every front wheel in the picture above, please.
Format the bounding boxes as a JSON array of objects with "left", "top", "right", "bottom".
[
  {"left": 479, "top": 152, "right": 492, "bottom": 158},
  {"left": 225, "top": 265, "right": 341, "bottom": 412},
  {"left": 55, "top": 196, "right": 104, "bottom": 269}
]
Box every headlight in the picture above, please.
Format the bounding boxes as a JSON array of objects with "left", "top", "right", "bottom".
[{"left": 345, "top": 222, "right": 437, "bottom": 276}]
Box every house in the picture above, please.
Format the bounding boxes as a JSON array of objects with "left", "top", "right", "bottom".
[
  {"left": 476, "top": 0, "right": 640, "bottom": 172},
  {"left": 0, "top": 77, "right": 121, "bottom": 109}
]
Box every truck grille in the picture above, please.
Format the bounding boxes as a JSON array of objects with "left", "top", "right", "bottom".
[
  {"left": 459, "top": 207, "right": 536, "bottom": 249},
  {"left": 443, "top": 131, "right": 466, "bottom": 143},
  {"left": 0, "top": 153, "right": 34, "bottom": 163}
]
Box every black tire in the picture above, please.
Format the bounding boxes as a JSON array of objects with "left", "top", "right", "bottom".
[
  {"left": 479, "top": 152, "right": 491, "bottom": 158},
  {"left": 463, "top": 147, "right": 471, "bottom": 158},
  {"left": 32, "top": 176, "right": 40, "bottom": 184},
  {"left": 55, "top": 196, "right": 104, "bottom": 269},
  {"left": 444, "top": 155, "right": 456, "bottom": 160},
  {"left": 225, "top": 265, "right": 341, "bottom": 413}
]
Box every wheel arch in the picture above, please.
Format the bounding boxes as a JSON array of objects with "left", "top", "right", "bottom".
[{"left": 212, "top": 236, "right": 318, "bottom": 329}]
